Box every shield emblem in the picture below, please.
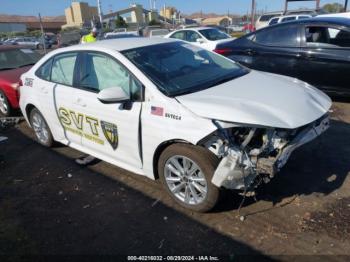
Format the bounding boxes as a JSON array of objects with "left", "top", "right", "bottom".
[{"left": 101, "top": 121, "right": 118, "bottom": 150}]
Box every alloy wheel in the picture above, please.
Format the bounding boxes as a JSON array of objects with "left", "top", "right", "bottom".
[
  {"left": 164, "top": 155, "right": 208, "bottom": 205},
  {"left": 0, "top": 93, "right": 8, "bottom": 115},
  {"left": 31, "top": 112, "right": 50, "bottom": 144}
]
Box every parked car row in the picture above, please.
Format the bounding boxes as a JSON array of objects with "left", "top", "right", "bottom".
[
  {"left": 255, "top": 9, "right": 325, "bottom": 29},
  {"left": 2, "top": 36, "right": 53, "bottom": 49},
  {"left": 165, "top": 27, "right": 233, "bottom": 52},
  {"left": 268, "top": 14, "right": 312, "bottom": 26}
]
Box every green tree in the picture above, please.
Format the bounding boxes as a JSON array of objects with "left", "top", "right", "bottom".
[
  {"left": 322, "top": 2, "right": 344, "bottom": 13},
  {"left": 115, "top": 15, "right": 127, "bottom": 28}
]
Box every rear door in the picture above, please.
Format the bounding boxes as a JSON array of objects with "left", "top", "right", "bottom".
[
  {"left": 35, "top": 52, "right": 83, "bottom": 146},
  {"left": 298, "top": 23, "right": 350, "bottom": 95},
  {"left": 235, "top": 24, "right": 302, "bottom": 78}
]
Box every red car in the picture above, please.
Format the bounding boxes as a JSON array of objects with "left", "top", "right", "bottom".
[{"left": 0, "top": 46, "right": 41, "bottom": 116}]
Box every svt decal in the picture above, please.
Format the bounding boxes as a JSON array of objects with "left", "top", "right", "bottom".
[{"left": 58, "top": 107, "right": 119, "bottom": 150}]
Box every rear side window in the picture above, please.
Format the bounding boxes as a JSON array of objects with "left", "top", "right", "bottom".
[
  {"left": 259, "top": 14, "right": 280, "bottom": 22},
  {"left": 269, "top": 18, "right": 279, "bottom": 25},
  {"left": 36, "top": 59, "right": 53, "bottom": 81},
  {"left": 254, "top": 25, "right": 300, "bottom": 47},
  {"left": 51, "top": 53, "right": 77, "bottom": 86},
  {"left": 170, "top": 31, "right": 186, "bottom": 40},
  {"left": 305, "top": 26, "right": 350, "bottom": 48}
]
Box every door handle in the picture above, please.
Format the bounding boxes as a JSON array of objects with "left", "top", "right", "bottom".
[
  {"left": 74, "top": 98, "right": 86, "bottom": 107},
  {"left": 298, "top": 52, "right": 316, "bottom": 59},
  {"left": 245, "top": 49, "right": 256, "bottom": 55}
]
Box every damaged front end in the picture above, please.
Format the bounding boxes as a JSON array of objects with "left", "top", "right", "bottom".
[{"left": 201, "top": 114, "right": 330, "bottom": 191}]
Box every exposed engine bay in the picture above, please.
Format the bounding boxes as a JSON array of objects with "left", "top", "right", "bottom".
[{"left": 201, "top": 114, "right": 330, "bottom": 191}]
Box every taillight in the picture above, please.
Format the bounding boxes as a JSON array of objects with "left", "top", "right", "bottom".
[
  {"left": 213, "top": 48, "right": 232, "bottom": 56},
  {"left": 10, "top": 82, "right": 20, "bottom": 90}
]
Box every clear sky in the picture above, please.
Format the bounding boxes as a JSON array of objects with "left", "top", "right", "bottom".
[{"left": 0, "top": 0, "right": 346, "bottom": 16}]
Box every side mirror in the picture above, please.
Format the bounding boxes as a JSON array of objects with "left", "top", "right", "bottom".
[
  {"left": 196, "top": 38, "right": 205, "bottom": 44},
  {"left": 97, "top": 87, "right": 130, "bottom": 103}
]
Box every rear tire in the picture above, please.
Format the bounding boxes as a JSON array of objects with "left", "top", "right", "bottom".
[
  {"left": 29, "top": 108, "right": 53, "bottom": 147},
  {"left": 158, "top": 143, "right": 220, "bottom": 212},
  {"left": 0, "top": 90, "right": 12, "bottom": 117}
]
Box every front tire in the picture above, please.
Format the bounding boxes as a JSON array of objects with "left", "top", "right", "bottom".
[
  {"left": 0, "top": 90, "right": 12, "bottom": 117},
  {"left": 158, "top": 144, "right": 220, "bottom": 212},
  {"left": 29, "top": 108, "right": 53, "bottom": 147}
]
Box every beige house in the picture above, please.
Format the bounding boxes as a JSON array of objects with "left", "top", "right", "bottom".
[
  {"left": 202, "top": 16, "right": 232, "bottom": 27},
  {"left": 160, "top": 7, "right": 177, "bottom": 20},
  {"left": 62, "top": 1, "right": 98, "bottom": 29}
]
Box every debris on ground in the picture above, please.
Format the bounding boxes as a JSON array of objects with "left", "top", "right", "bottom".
[
  {"left": 0, "top": 117, "right": 23, "bottom": 130},
  {"left": 302, "top": 197, "right": 350, "bottom": 240}
]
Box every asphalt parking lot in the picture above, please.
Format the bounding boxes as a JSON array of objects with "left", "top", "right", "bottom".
[{"left": 1, "top": 101, "right": 350, "bottom": 260}]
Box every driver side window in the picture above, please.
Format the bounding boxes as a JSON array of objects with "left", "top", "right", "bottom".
[
  {"left": 78, "top": 52, "right": 142, "bottom": 100},
  {"left": 186, "top": 31, "right": 202, "bottom": 42}
]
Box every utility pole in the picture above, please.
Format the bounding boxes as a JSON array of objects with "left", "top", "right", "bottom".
[
  {"left": 316, "top": 0, "right": 320, "bottom": 10},
  {"left": 251, "top": 0, "right": 255, "bottom": 28},
  {"left": 38, "top": 13, "right": 46, "bottom": 54},
  {"left": 345, "top": 0, "right": 349, "bottom": 12},
  {"left": 97, "top": 0, "right": 103, "bottom": 26}
]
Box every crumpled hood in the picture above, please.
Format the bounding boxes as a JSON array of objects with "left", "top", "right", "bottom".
[{"left": 176, "top": 70, "right": 332, "bottom": 129}]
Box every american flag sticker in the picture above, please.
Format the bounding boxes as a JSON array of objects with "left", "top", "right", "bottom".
[{"left": 151, "top": 106, "right": 164, "bottom": 116}]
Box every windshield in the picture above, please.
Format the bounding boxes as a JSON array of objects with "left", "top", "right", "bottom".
[
  {"left": 0, "top": 49, "right": 41, "bottom": 70},
  {"left": 122, "top": 42, "right": 249, "bottom": 97},
  {"left": 199, "top": 29, "right": 230, "bottom": 41}
]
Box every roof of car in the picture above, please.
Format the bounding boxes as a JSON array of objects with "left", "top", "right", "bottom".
[
  {"left": 286, "top": 16, "right": 350, "bottom": 26},
  {"left": 176, "top": 27, "right": 213, "bottom": 31},
  {"left": 65, "top": 37, "right": 178, "bottom": 52},
  {"left": 260, "top": 16, "right": 350, "bottom": 31}
]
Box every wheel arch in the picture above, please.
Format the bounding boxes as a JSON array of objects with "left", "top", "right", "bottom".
[
  {"left": 25, "top": 103, "right": 36, "bottom": 123},
  {"left": 152, "top": 139, "right": 192, "bottom": 180}
]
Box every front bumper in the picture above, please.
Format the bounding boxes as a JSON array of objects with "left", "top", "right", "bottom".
[{"left": 212, "top": 115, "right": 330, "bottom": 190}]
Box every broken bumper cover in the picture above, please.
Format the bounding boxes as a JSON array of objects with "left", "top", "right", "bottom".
[{"left": 212, "top": 115, "right": 330, "bottom": 190}]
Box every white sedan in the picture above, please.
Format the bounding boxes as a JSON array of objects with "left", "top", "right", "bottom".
[
  {"left": 164, "top": 27, "right": 233, "bottom": 52},
  {"left": 19, "top": 38, "right": 331, "bottom": 212}
]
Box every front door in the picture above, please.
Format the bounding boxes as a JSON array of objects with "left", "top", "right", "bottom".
[
  {"left": 298, "top": 24, "right": 350, "bottom": 95},
  {"left": 72, "top": 51, "right": 143, "bottom": 169}
]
